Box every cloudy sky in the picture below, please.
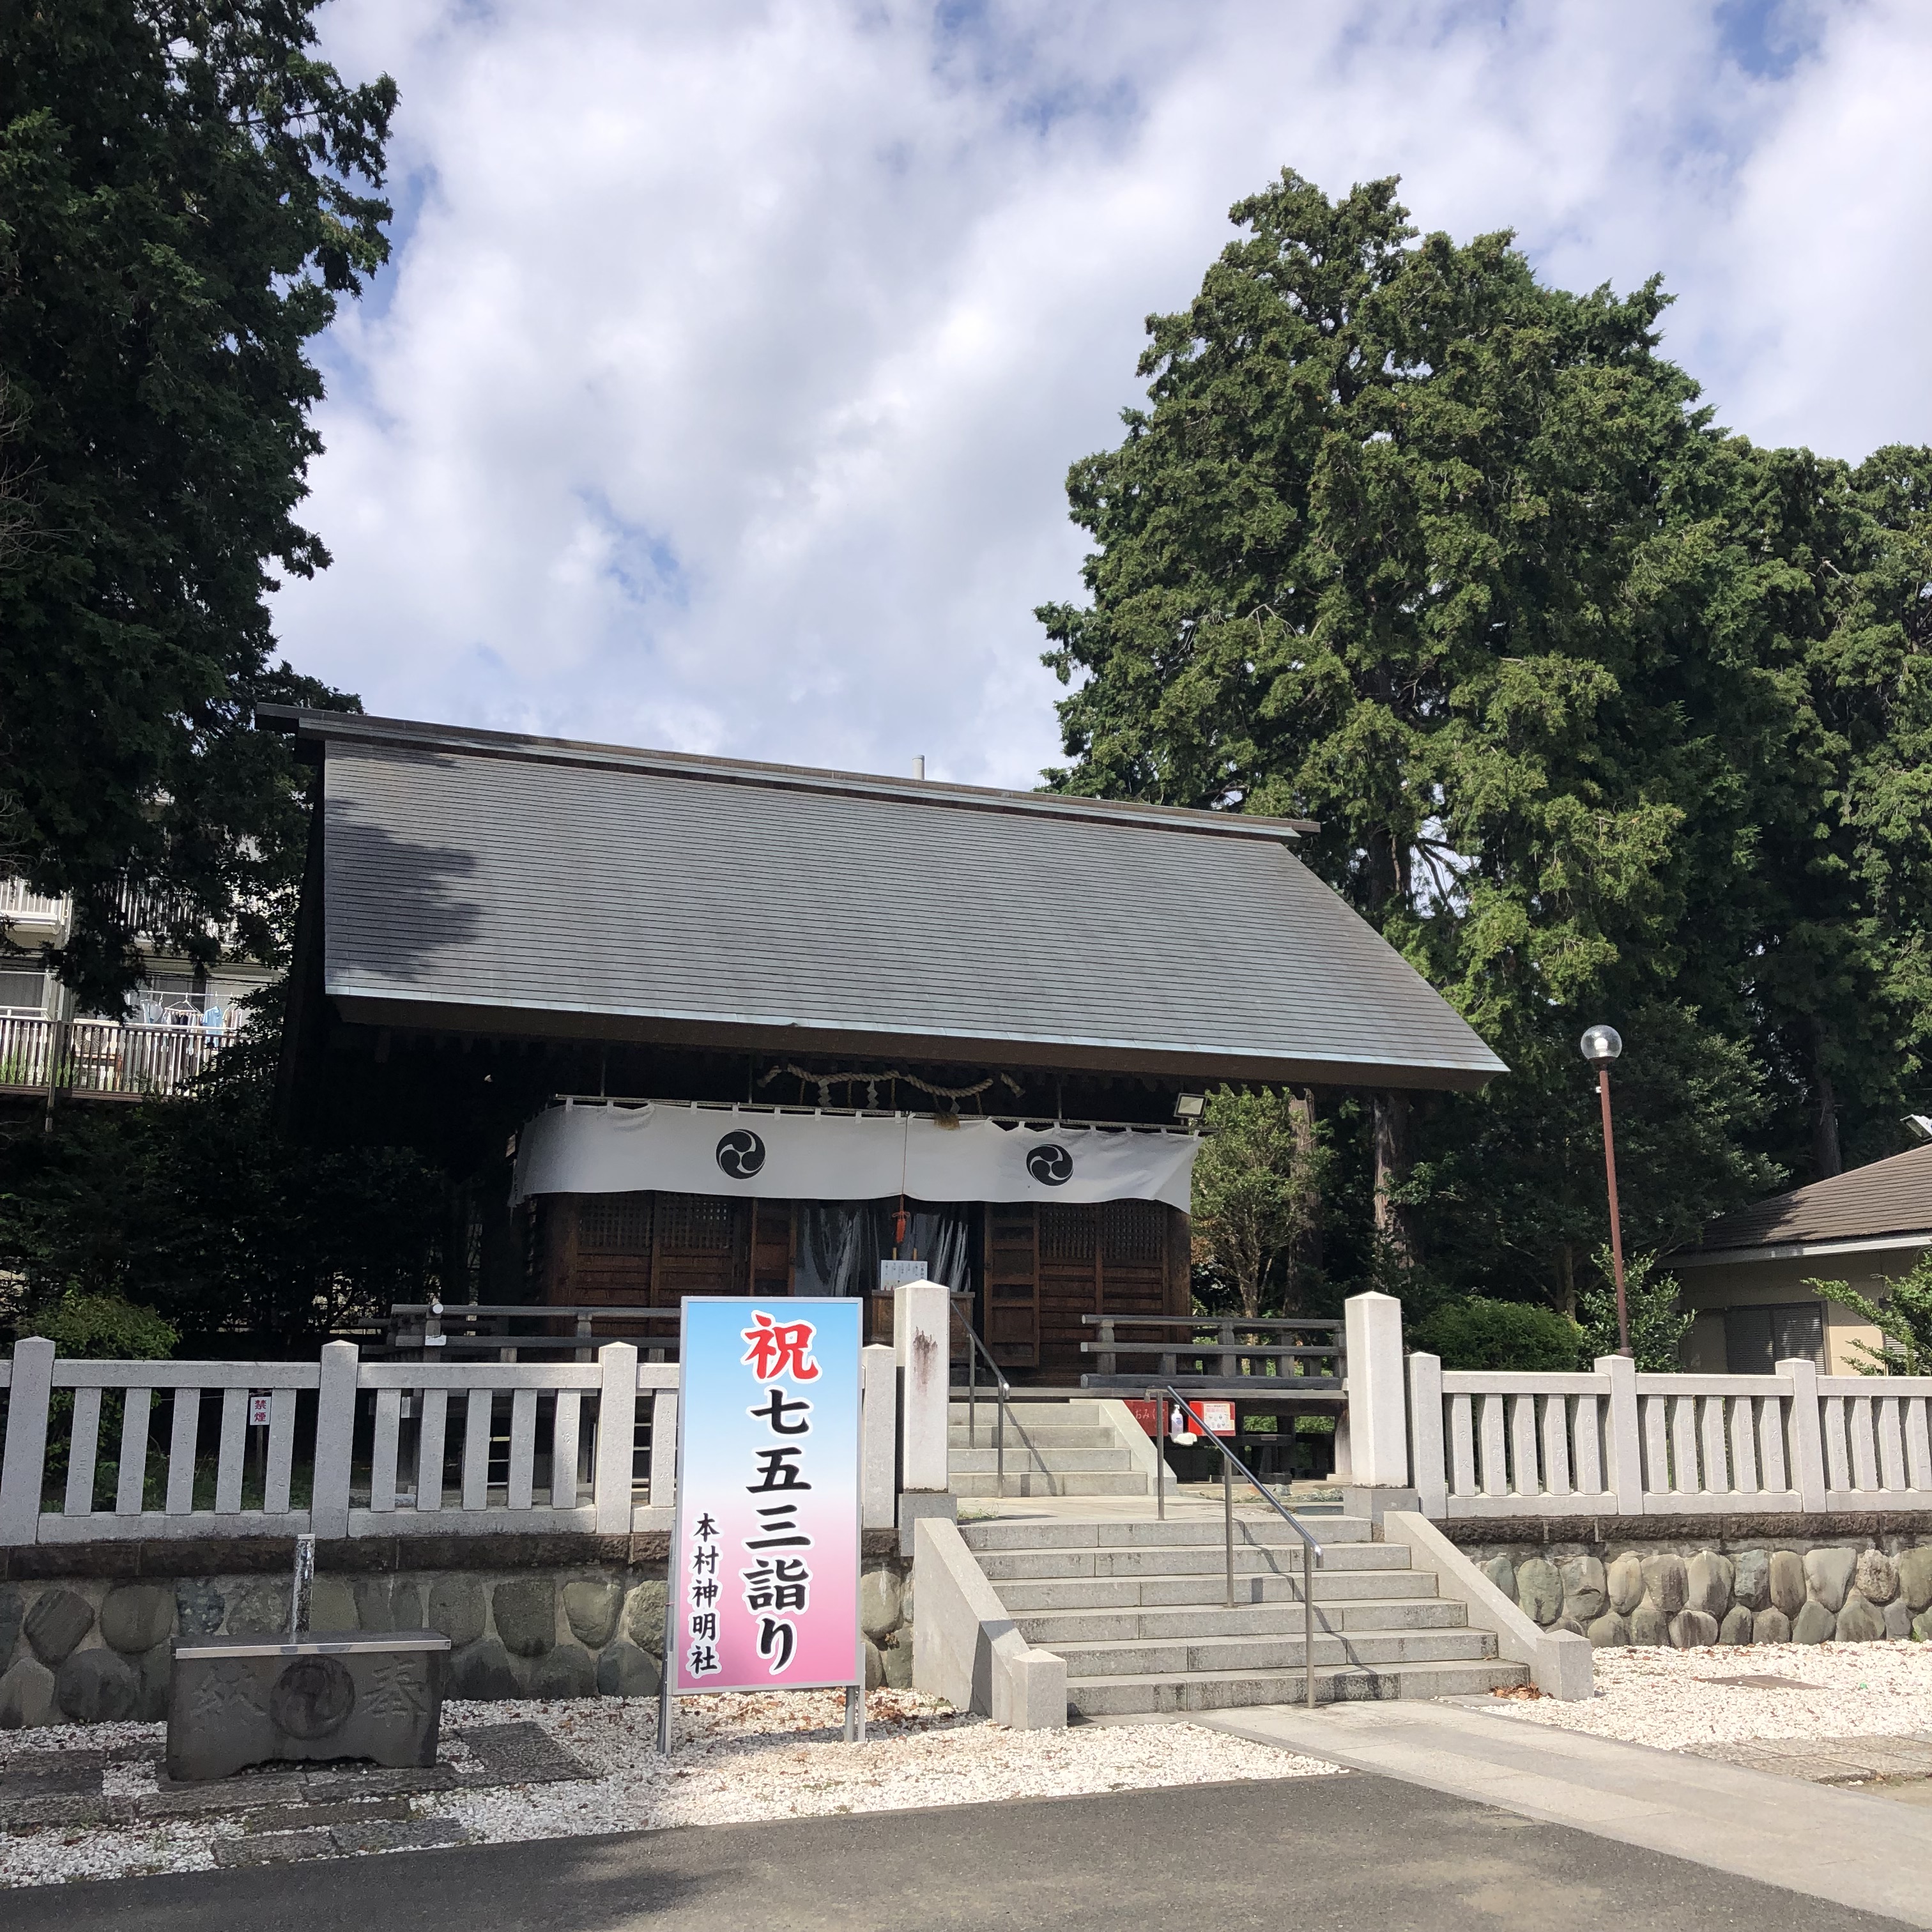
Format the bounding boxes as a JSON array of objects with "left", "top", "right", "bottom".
[{"left": 280, "top": 0, "right": 1932, "bottom": 789}]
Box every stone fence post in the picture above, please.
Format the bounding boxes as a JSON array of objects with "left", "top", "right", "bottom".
[
  {"left": 1342, "top": 1291, "right": 1409, "bottom": 1494},
  {"left": 1782, "top": 1356, "right": 1828, "bottom": 1509},
  {"left": 0, "top": 1337, "right": 54, "bottom": 1546},
  {"left": 593, "top": 1342, "right": 638, "bottom": 1535},
  {"left": 1598, "top": 1354, "right": 1645, "bottom": 1514},
  {"left": 894, "top": 1278, "right": 955, "bottom": 1553},
  {"left": 861, "top": 1344, "right": 896, "bottom": 1531},
  {"left": 1407, "top": 1350, "right": 1447, "bottom": 1519},
  {"left": 310, "top": 1340, "right": 358, "bottom": 1540}
]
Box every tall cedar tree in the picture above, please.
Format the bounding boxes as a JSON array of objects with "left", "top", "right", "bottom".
[
  {"left": 0, "top": 1, "right": 394, "bottom": 1005},
  {"left": 1041, "top": 171, "right": 1930, "bottom": 1309}
]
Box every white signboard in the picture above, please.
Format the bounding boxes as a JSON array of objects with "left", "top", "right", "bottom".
[{"left": 668, "top": 1298, "right": 864, "bottom": 1696}]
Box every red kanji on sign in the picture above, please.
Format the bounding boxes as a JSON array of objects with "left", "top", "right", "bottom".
[{"left": 740, "top": 1311, "right": 820, "bottom": 1383}]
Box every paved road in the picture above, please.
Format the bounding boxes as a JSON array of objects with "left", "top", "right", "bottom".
[
  {"left": 7, "top": 1774, "right": 1908, "bottom": 1931},
  {"left": 1206, "top": 1699, "right": 1932, "bottom": 1926}
]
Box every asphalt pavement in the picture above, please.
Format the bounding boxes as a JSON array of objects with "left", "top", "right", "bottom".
[{"left": 5, "top": 1772, "right": 1910, "bottom": 1932}]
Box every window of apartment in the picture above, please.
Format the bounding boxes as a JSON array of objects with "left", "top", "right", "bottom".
[
  {"left": 0, "top": 965, "right": 47, "bottom": 1015},
  {"left": 1724, "top": 1302, "right": 1825, "bottom": 1374}
]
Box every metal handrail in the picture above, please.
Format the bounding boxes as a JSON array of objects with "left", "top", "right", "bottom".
[
  {"left": 954, "top": 1317, "right": 1011, "bottom": 1498},
  {"left": 1152, "top": 1385, "right": 1323, "bottom": 1709}
]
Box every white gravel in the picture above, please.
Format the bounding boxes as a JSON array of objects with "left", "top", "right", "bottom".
[
  {"left": 0, "top": 1692, "right": 1333, "bottom": 1890},
  {"left": 1492, "top": 1640, "right": 1932, "bottom": 1752}
]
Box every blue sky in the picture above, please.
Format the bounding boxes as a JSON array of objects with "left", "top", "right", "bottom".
[{"left": 280, "top": 0, "right": 1932, "bottom": 788}]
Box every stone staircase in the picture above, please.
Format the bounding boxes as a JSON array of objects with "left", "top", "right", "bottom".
[
  {"left": 958, "top": 1514, "right": 1531, "bottom": 1715},
  {"left": 947, "top": 1399, "right": 1149, "bottom": 1499}
]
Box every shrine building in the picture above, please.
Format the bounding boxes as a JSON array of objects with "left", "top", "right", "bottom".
[{"left": 264, "top": 707, "right": 1502, "bottom": 1376}]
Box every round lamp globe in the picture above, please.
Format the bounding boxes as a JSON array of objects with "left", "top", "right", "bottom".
[{"left": 1579, "top": 1024, "right": 1623, "bottom": 1068}]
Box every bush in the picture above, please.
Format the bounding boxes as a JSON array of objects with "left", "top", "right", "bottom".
[
  {"left": 1412, "top": 1296, "right": 1583, "bottom": 1372},
  {"left": 1578, "top": 1248, "right": 1692, "bottom": 1371},
  {"left": 18, "top": 1287, "right": 176, "bottom": 1358}
]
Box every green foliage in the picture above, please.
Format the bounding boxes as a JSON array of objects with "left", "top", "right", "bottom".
[
  {"left": 1807, "top": 1252, "right": 1932, "bottom": 1375},
  {"left": 0, "top": 1, "right": 393, "bottom": 1005},
  {"left": 1191, "top": 1086, "right": 1328, "bottom": 1318},
  {"left": 1578, "top": 1248, "right": 1693, "bottom": 1370},
  {"left": 1039, "top": 165, "right": 1932, "bottom": 1300},
  {"left": 17, "top": 1287, "right": 176, "bottom": 1358},
  {"left": 0, "top": 985, "right": 452, "bottom": 1351},
  {"left": 1411, "top": 1296, "right": 1583, "bottom": 1372}
]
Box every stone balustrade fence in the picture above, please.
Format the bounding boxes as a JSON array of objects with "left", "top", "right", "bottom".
[
  {"left": 0, "top": 1338, "right": 901, "bottom": 1548},
  {"left": 1407, "top": 1351, "right": 1932, "bottom": 1520}
]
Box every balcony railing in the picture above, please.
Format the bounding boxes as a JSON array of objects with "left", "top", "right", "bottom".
[
  {"left": 0, "top": 879, "right": 68, "bottom": 924},
  {"left": 1, "top": 876, "right": 208, "bottom": 940},
  {"left": 0, "top": 1015, "right": 240, "bottom": 1100}
]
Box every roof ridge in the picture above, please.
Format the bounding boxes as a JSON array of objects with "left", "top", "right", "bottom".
[{"left": 258, "top": 704, "right": 1317, "bottom": 843}]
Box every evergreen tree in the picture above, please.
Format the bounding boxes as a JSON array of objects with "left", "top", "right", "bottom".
[
  {"left": 0, "top": 1, "right": 395, "bottom": 1005},
  {"left": 1039, "top": 169, "right": 1927, "bottom": 1306}
]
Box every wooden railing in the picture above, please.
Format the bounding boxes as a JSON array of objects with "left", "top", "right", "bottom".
[
  {"left": 1409, "top": 1351, "right": 1932, "bottom": 1519},
  {"left": 0, "top": 1016, "right": 239, "bottom": 1099},
  {"left": 384, "top": 1301, "right": 682, "bottom": 1359},
  {"left": 1078, "top": 1314, "right": 1345, "bottom": 1393}
]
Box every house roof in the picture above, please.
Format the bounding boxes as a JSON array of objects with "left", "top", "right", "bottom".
[
  {"left": 1685, "top": 1141, "right": 1932, "bottom": 1262},
  {"left": 262, "top": 707, "right": 1506, "bottom": 1089}
]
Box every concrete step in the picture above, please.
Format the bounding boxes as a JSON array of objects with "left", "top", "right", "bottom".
[
  {"left": 969, "top": 1542, "right": 1411, "bottom": 1584},
  {"left": 1064, "top": 1657, "right": 1530, "bottom": 1716},
  {"left": 959, "top": 1515, "right": 1369, "bottom": 1551},
  {"left": 947, "top": 1427, "right": 1121, "bottom": 1450},
  {"left": 994, "top": 1568, "right": 1443, "bottom": 1611},
  {"left": 1013, "top": 1597, "right": 1469, "bottom": 1644},
  {"left": 949, "top": 1403, "right": 1112, "bottom": 1426},
  {"left": 951, "top": 1471, "right": 1150, "bottom": 1498},
  {"left": 1050, "top": 1627, "right": 1497, "bottom": 1678},
  {"left": 947, "top": 1447, "right": 1136, "bottom": 1474}
]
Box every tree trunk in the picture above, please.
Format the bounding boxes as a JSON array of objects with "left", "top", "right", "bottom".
[
  {"left": 1373, "top": 1090, "right": 1418, "bottom": 1271},
  {"left": 1807, "top": 1016, "right": 1843, "bottom": 1181},
  {"left": 1289, "top": 1087, "right": 1322, "bottom": 1294}
]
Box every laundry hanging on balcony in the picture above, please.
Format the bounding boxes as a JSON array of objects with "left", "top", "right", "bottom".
[{"left": 509, "top": 1100, "right": 1200, "bottom": 1212}]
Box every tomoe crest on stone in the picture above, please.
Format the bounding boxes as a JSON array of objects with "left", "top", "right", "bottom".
[
  {"left": 716, "top": 1128, "right": 767, "bottom": 1179},
  {"left": 1026, "top": 1144, "right": 1073, "bottom": 1186}
]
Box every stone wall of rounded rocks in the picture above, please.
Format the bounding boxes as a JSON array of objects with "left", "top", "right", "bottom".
[
  {"left": 1467, "top": 1536, "right": 1932, "bottom": 1647},
  {"left": 0, "top": 1556, "right": 914, "bottom": 1729}
]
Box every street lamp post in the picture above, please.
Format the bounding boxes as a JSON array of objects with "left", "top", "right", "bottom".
[{"left": 1580, "top": 1025, "right": 1630, "bottom": 1358}]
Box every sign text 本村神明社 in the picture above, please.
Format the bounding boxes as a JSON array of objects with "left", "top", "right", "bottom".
[{"left": 669, "top": 1298, "right": 863, "bottom": 1694}]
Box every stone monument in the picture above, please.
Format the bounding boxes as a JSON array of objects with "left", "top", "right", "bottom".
[{"left": 166, "top": 1534, "right": 452, "bottom": 1782}]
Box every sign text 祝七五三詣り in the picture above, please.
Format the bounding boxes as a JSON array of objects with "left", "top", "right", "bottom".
[{"left": 669, "top": 1298, "right": 863, "bottom": 1694}]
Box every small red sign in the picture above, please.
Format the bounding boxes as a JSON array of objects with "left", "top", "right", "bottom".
[{"left": 247, "top": 1394, "right": 271, "bottom": 1428}]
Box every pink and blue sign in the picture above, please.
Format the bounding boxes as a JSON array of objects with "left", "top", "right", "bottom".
[{"left": 668, "top": 1297, "right": 863, "bottom": 1695}]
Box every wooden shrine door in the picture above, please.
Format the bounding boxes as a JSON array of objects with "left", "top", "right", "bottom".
[{"left": 980, "top": 1200, "right": 1188, "bottom": 1380}]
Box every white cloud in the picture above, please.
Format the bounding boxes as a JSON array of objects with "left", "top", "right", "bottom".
[{"left": 275, "top": 0, "right": 1932, "bottom": 786}]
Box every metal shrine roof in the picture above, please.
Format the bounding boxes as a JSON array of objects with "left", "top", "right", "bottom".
[
  {"left": 263, "top": 707, "right": 1506, "bottom": 1089},
  {"left": 1684, "top": 1140, "right": 1932, "bottom": 1264}
]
